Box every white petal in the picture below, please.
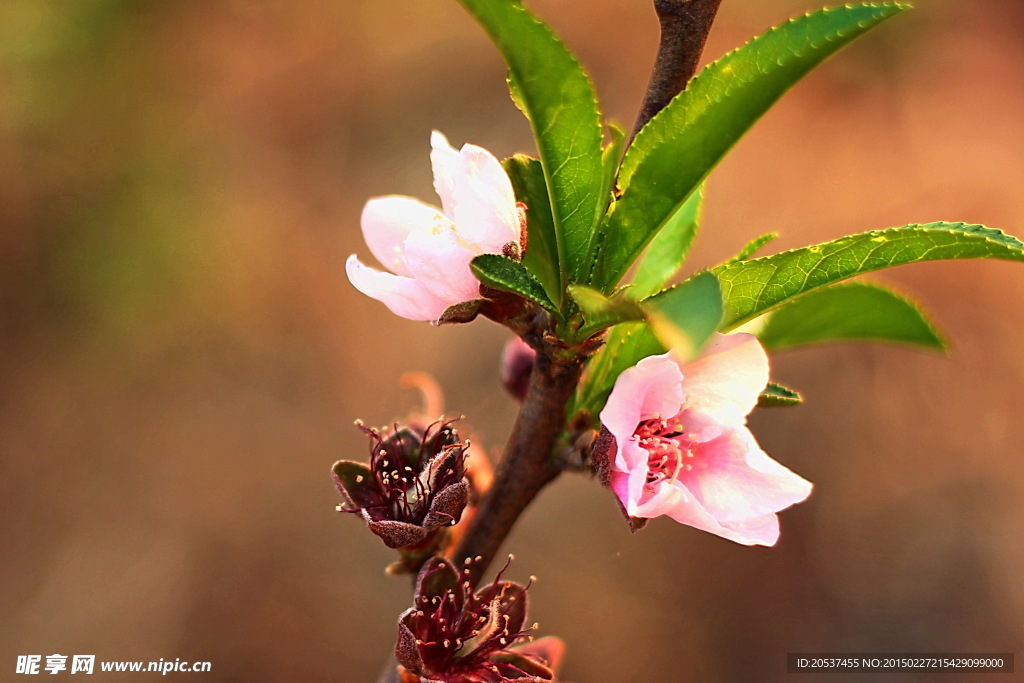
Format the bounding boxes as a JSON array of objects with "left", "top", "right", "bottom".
[
  {"left": 403, "top": 224, "right": 481, "bottom": 305},
  {"left": 346, "top": 255, "right": 451, "bottom": 322},
  {"left": 430, "top": 131, "right": 460, "bottom": 219},
  {"left": 361, "top": 196, "right": 445, "bottom": 278},
  {"left": 678, "top": 333, "right": 769, "bottom": 425},
  {"left": 451, "top": 142, "right": 520, "bottom": 252}
]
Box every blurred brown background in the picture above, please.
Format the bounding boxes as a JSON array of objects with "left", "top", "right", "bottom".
[{"left": 2, "top": 0, "right": 1023, "bottom": 681}]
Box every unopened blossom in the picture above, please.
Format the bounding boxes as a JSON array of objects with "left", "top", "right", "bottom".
[
  {"left": 333, "top": 420, "right": 469, "bottom": 550},
  {"left": 395, "top": 557, "right": 562, "bottom": 683},
  {"left": 500, "top": 337, "right": 536, "bottom": 402},
  {"left": 595, "top": 333, "right": 812, "bottom": 546},
  {"left": 347, "top": 131, "right": 524, "bottom": 322}
]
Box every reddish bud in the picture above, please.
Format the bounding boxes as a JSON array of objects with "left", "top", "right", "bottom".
[{"left": 500, "top": 338, "right": 536, "bottom": 402}]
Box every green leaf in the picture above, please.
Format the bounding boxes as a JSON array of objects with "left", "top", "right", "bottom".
[
  {"left": 641, "top": 271, "right": 723, "bottom": 362},
  {"left": 758, "top": 382, "right": 803, "bottom": 408},
  {"left": 503, "top": 155, "right": 560, "bottom": 304},
  {"left": 458, "top": 0, "right": 604, "bottom": 283},
  {"left": 579, "top": 125, "right": 628, "bottom": 286},
  {"left": 730, "top": 232, "right": 778, "bottom": 263},
  {"left": 630, "top": 187, "right": 704, "bottom": 299},
  {"left": 600, "top": 124, "right": 626, "bottom": 211},
  {"left": 573, "top": 272, "right": 724, "bottom": 417},
  {"left": 714, "top": 222, "right": 1024, "bottom": 329},
  {"left": 590, "top": 3, "right": 907, "bottom": 291},
  {"left": 757, "top": 282, "right": 945, "bottom": 351},
  {"left": 568, "top": 284, "right": 643, "bottom": 339},
  {"left": 471, "top": 254, "right": 558, "bottom": 313},
  {"left": 575, "top": 321, "right": 664, "bottom": 418}
]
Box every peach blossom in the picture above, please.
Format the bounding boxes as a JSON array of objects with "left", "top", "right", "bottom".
[
  {"left": 598, "top": 333, "right": 812, "bottom": 545},
  {"left": 347, "top": 132, "right": 521, "bottom": 322}
]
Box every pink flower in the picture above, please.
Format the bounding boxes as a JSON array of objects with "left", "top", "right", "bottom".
[
  {"left": 346, "top": 131, "right": 523, "bottom": 322},
  {"left": 597, "top": 333, "right": 812, "bottom": 546}
]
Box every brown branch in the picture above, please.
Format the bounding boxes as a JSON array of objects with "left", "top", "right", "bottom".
[
  {"left": 630, "top": 0, "right": 724, "bottom": 143},
  {"left": 374, "top": 325, "right": 585, "bottom": 683},
  {"left": 452, "top": 329, "right": 585, "bottom": 586}
]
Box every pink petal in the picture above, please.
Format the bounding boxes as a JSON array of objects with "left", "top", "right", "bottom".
[
  {"left": 673, "top": 409, "right": 725, "bottom": 443},
  {"left": 450, "top": 142, "right": 520, "bottom": 252},
  {"left": 608, "top": 470, "right": 632, "bottom": 511},
  {"left": 647, "top": 480, "right": 781, "bottom": 546},
  {"left": 625, "top": 444, "right": 652, "bottom": 504},
  {"left": 678, "top": 425, "right": 812, "bottom": 523},
  {"left": 614, "top": 439, "right": 651, "bottom": 482},
  {"left": 403, "top": 223, "right": 481, "bottom": 305},
  {"left": 430, "top": 131, "right": 460, "bottom": 219},
  {"left": 361, "top": 196, "right": 446, "bottom": 277},
  {"left": 717, "top": 514, "right": 781, "bottom": 546},
  {"left": 631, "top": 478, "right": 691, "bottom": 519},
  {"left": 600, "top": 353, "right": 685, "bottom": 450},
  {"left": 345, "top": 255, "right": 452, "bottom": 322},
  {"left": 679, "top": 333, "right": 769, "bottom": 426}
]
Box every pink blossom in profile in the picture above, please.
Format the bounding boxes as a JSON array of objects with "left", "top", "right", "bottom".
[
  {"left": 346, "top": 131, "right": 523, "bottom": 323},
  {"left": 597, "top": 333, "right": 812, "bottom": 546}
]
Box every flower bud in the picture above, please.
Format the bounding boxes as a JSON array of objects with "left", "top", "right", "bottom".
[{"left": 500, "top": 337, "right": 536, "bottom": 402}]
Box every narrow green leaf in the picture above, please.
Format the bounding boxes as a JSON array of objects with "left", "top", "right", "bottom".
[
  {"left": 630, "top": 187, "right": 704, "bottom": 299},
  {"left": 601, "top": 124, "right": 625, "bottom": 212},
  {"left": 568, "top": 284, "right": 643, "bottom": 339},
  {"left": 503, "top": 155, "right": 560, "bottom": 304},
  {"left": 471, "top": 254, "right": 558, "bottom": 313},
  {"left": 575, "top": 321, "right": 664, "bottom": 418},
  {"left": 579, "top": 125, "right": 628, "bottom": 286},
  {"left": 642, "top": 271, "right": 723, "bottom": 362},
  {"left": 758, "top": 382, "right": 803, "bottom": 408},
  {"left": 756, "top": 282, "right": 945, "bottom": 351},
  {"left": 730, "top": 232, "right": 778, "bottom": 263},
  {"left": 714, "top": 222, "right": 1024, "bottom": 329},
  {"left": 458, "top": 0, "right": 604, "bottom": 283},
  {"left": 591, "top": 3, "right": 907, "bottom": 291}
]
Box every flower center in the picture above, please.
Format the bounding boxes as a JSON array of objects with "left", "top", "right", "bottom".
[{"left": 634, "top": 416, "right": 695, "bottom": 485}]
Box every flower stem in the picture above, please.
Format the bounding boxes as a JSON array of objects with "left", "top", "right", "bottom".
[
  {"left": 452, "top": 330, "right": 585, "bottom": 586},
  {"left": 630, "top": 0, "right": 724, "bottom": 143}
]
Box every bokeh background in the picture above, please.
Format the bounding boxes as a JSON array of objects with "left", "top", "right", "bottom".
[{"left": 3, "top": 0, "right": 1023, "bottom": 681}]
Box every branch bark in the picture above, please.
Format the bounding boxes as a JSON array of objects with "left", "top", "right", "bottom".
[
  {"left": 630, "top": 0, "right": 724, "bottom": 142},
  {"left": 452, "top": 331, "right": 584, "bottom": 586}
]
